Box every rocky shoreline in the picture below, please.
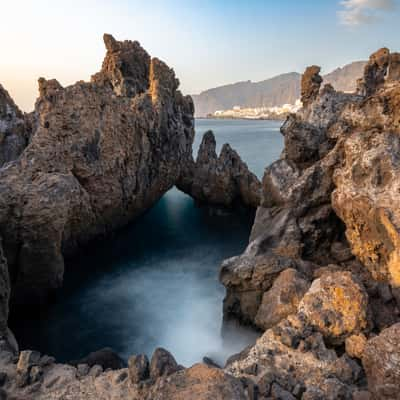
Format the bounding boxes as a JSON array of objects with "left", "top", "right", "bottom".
[{"left": 0, "top": 37, "right": 400, "bottom": 399}]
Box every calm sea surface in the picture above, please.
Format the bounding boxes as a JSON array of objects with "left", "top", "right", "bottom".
[{"left": 12, "top": 119, "right": 283, "bottom": 366}]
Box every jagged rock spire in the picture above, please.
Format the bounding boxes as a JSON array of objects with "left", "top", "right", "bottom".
[{"left": 301, "top": 65, "right": 322, "bottom": 107}]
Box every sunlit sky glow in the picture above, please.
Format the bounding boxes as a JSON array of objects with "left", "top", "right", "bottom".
[{"left": 0, "top": 0, "right": 399, "bottom": 111}]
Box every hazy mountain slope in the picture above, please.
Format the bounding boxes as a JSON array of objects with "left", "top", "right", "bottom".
[
  {"left": 323, "top": 61, "right": 366, "bottom": 92},
  {"left": 193, "top": 61, "right": 366, "bottom": 117},
  {"left": 192, "top": 72, "right": 301, "bottom": 117}
]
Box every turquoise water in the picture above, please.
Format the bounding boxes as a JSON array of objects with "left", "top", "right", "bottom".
[{"left": 11, "top": 119, "right": 283, "bottom": 367}]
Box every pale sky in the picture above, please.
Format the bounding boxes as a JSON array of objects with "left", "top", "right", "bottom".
[{"left": 0, "top": 0, "right": 399, "bottom": 111}]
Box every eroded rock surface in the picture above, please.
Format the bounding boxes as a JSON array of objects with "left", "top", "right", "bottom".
[
  {"left": 254, "top": 268, "right": 310, "bottom": 331},
  {"left": 220, "top": 47, "right": 400, "bottom": 398},
  {"left": 178, "top": 130, "right": 261, "bottom": 208},
  {"left": 362, "top": 323, "right": 400, "bottom": 399},
  {"left": 0, "top": 34, "right": 194, "bottom": 304},
  {"left": 0, "top": 347, "right": 247, "bottom": 400},
  {"left": 0, "top": 84, "right": 31, "bottom": 167},
  {"left": 226, "top": 315, "right": 363, "bottom": 399}
]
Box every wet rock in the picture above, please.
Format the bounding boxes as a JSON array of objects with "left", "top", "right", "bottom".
[
  {"left": 255, "top": 268, "right": 310, "bottom": 330},
  {"left": 70, "top": 347, "right": 125, "bottom": 370},
  {"left": 362, "top": 323, "right": 400, "bottom": 399},
  {"left": 149, "top": 348, "right": 179, "bottom": 380},
  {"left": 128, "top": 354, "right": 149, "bottom": 384},
  {"left": 179, "top": 130, "right": 261, "bottom": 208},
  {"left": 298, "top": 271, "right": 368, "bottom": 343}
]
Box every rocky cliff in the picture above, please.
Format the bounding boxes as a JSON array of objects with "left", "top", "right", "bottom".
[
  {"left": 178, "top": 130, "right": 261, "bottom": 208},
  {"left": 0, "top": 34, "right": 195, "bottom": 307},
  {"left": 219, "top": 47, "right": 400, "bottom": 399},
  {"left": 1, "top": 40, "right": 400, "bottom": 399}
]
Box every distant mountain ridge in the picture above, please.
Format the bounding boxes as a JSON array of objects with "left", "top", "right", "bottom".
[{"left": 192, "top": 61, "right": 366, "bottom": 117}]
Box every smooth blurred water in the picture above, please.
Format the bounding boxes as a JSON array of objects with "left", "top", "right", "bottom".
[{"left": 11, "top": 119, "right": 283, "bottom": 367}]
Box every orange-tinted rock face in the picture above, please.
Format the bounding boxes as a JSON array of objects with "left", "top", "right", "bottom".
[
  {"left": 178, "top": 130, "right": 261, "bottom": 208},
  {"left": 255, "top": 268, "right": 310, "bottom": 330},
  {"left": 298, "top": 271, "right": 368, "bottom": 344},
  {"left": 332, "top": 51, "right": 400, "bottom": 287},
  {"left": 220, "top": 46, "right": 400, "bottom": 398}
]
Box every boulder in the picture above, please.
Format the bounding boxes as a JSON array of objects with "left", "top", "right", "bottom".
[
  {"left": 362, "top": 323, "right": 400, "bottom": 399},
  {"left": 254, "top": 268, "right": 310, "bottom": 330},
  {"left": 149, "top": 348, "right": 180, "bottom": 380},
  {"left": 0, "top": 34, "right": 194, "bottom": 305},
  {"left": 128, "top": 354, "right": 149, "bottom": 384},
  {"left": 298, "top": 271, "right": 368, "bottom": 343}
]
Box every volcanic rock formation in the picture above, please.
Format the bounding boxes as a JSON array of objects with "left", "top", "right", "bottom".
[
  {"left": 0, "top": 34, "right": 195, "bottom": 306},
  {"left": 178, "top": 130, "right": 261, "bottom": 208},
  {"left": 2, "top": 38, "right": 400, "bottom": 399},
  {"left": 220, "top": 47, "right": 400, "bottom": 398},
  {"left": 0, "top": 84, "right": 31, "bottom": 167}
]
